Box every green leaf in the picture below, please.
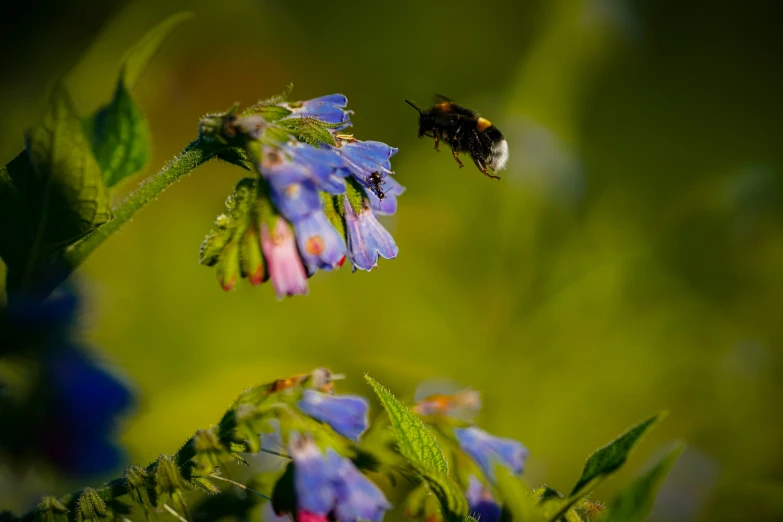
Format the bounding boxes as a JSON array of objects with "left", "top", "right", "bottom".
[
  {"left": 364, "top": 374, "right": 449, "bottom": 475},
  {"left": 121, "top": 12, "right": 194, "bottom": 90},
  {"left": 76, "top": 488, "right": 110, "bottom": 522},
  {"left": 276, "top": 117, "right": 338, "bottom": 147},
  {"left": 0, "top": 85, "right": 111, "bottom": 284},
  {"left": 599, "top": 446, "right": 683, "bottom": 522},
  {"left": 419, "top": 468, "right": 469, "bottom": 522},
  {"left": 200, "top": 178, "right": 267, "bottom": 290},
  {"left": 570, "top": 413, "right": 665, "bottom": 497},
  {"left": 84, "top": 13, "right": 191, "bottom": 187},
  {"left": 86, "top": 78, "right": 151, "bottom": 187}
]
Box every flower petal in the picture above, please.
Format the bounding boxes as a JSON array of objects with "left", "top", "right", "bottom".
[
  {"left": 343, "top": 197, "right": 399, "bottom": 271},
  {"left": 289, "top": 433, "right": 336, "bottom": 515},
  {"left": 455, "top": 426, "right": 529, "bottom": 481},
  {"left": 261, "top": 219, "right": 309, "bottom": 299},
  {"left": 297, "top": 390, "right": 369, "bottom": 441},
  {"left": 328, "top": 449, "right": 392, "bottom": 522},
  {"left": 293, "top": 212, "right": 347, "bottom": 275}
]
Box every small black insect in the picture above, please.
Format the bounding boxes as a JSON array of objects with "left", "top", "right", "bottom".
[
  {"left": 405, "top": 95, "right": 508, "bottom": 180},
  {"left": 367, "top": 171, "right": 387, "bottom": 211}
]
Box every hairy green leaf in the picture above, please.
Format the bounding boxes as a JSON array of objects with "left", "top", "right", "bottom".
[
  {"left": 419, "top": 468, "right": 468, "bottom": 522},
  {"left": 86, "top": 78, "right": 150, "bottom": 187},
  {"left": 84, "top": 12, "right": 191, "bottom": 187},
  {"left": 599, "top": 446, "right": 683, "bottom": 522},
  {"left": 121, "top": 12, "right": 194, "bottom": 89},
  {"left": 364, "top": 374, "right": 449, "bottom": 475},
  {"left": 570, "top": 413, "right": 665, "bottom": 497},
  {"left": 200, "top": 178, "right": 267, "bottom": 290},
  {"left": 0, "top": 85, "right": 111, "bottom": 284},
  {"left": 276, "top": 117, "right": 337, "bottom": 147}
]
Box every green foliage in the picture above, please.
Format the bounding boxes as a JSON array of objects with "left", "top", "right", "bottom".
[
  {"left": 0, "top": 85, "right": 111, "bottom": 285},
  {"left": 0, "top": 11, "right": 195, "bottom": 296},
  {"left": 365, "top": 375, "right": 471, "bottom": 522},
  {"left": 85, "top": 78, "right": 150, "bottom": 187},
  {"left": 364, "top": 374, "right": 449, "bottom": 475},
  {"left": 120, "top": 13, "right": 194, "bottom": 90},
  {"left": 85, "top": 12, "right": 193, "bottom": 187},
  {"left": 598, "top": 446, "right": 683, "bottom": 522},
  {"left": 35, "top": 498, "right": 68, "bottom": 522},
  {"left": 276, "top": 116, "right": 339, "bottom": 147},
  {"left": 570, "top": 413, "right": 665, "bottom": 497},
  {"left": 75, "top": 489, "right": 109, "bottom": 522},
  {"left": 199, "top": 178, "right": 269, "bottom": 290},
  {"left": 495, "top": 467, "right": 547, "bottom": 522}
]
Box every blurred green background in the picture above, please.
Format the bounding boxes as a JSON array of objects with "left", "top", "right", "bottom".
[{"left": 1, "top": 0, "right": 782, "bottom": 519}]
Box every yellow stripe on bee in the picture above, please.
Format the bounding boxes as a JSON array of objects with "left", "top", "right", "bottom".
[
  {"left": 437, "top": 102, "right": 451, "bottom": 110},
  {"left": 477, "top": 117, "right": 493, "bottom": 132}
]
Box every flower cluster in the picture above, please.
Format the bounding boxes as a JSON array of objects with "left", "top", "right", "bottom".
[
  {"left": 200, "top": 91, "right": 404, "bottom": 299},
  {"left": 287, "top": 434, "right": 391, "bottom": 522},
  {"left": 411, "top": 384, "right": 530, "bottom": 522}
]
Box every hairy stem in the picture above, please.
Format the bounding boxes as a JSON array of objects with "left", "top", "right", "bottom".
[
  {"left": 64, "top": 138, "right": 225, "bottom": 268},
  {"left": 22, "top": 138, "right": 228, "bottom": 300}
]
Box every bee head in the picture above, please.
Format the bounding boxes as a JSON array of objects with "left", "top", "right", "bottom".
[{"left": 405, "top": 100, "right": 430, "bottom": 137}]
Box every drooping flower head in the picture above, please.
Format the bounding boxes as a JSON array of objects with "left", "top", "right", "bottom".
[
  {"left": 297, "top": 390, "right": 369, "bottom": 441},
  {"left": 466, "top": 475, "right": 502, "bottom": 522},
  {"left": 199, "top": 88, "right": 405, "bottom": 296},
  {"left": 454, "top": 426, "right": 529, "bottom": 482},
  {"left": 288, "top": 433, "right": 391, "bottom": 522}
]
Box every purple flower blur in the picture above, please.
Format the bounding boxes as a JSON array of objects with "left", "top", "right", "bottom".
[
  {"left": 343, "top": 197, "right": 399, "bottom": 271},
  {"left": 289, "top": 434, "right": 391, "bottom": 522},
  {"left": 328, "top": 449, "right": 392, "bottom": 522},
  {"left": 454, "top": 426, "right": 529, "bottom": 481},
  {"left": 466, "top": 475, "right": 502, "bottom": 522},
  {"left": 297, "top": 390, "right": 369, "bottom": 441}
]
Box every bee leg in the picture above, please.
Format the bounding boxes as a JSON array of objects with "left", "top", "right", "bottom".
[
  {"left": 452, "top": 149, "right": 464, "bottom": 168},
  {"left": 474, "top": 156, "right": 500, "bottom": 180},
  {"left": 433, "top": 132, "right": 440, "bottom": 151}
]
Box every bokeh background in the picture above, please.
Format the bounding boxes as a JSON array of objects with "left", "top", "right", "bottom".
[{"left": 1, "top": 0, "right": 782, "bottom": 520}]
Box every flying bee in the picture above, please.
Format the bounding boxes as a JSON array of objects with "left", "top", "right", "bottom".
[{"left": 405, "top": 96, "right": 508, "bottom": 180}]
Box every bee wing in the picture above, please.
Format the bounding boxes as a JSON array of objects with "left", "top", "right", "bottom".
[{"left": 433, "top": 93, "right": 453, "bottom": 104}]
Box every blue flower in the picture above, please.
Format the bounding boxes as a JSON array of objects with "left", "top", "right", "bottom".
[
  {"left": 290, "top": 433, "right": 336, "bottom": 516},
  {"left": 293, "top": 212, "right": 347, "bottom": 275},
  {"left": 284, "top": 94, "right": 353, "bottom": 130},
  {"left": 365, "top": 174, "right": 406, "bottom": 215},
  {"left": 343, "top": 197, "right": 399, "bottom": 271},
  {"left": 297, "top": 390, "right": 369, "bottom": 441},
  {"left": 454, "top": 426, "right": 529, "bottom": 481},
  {"left": 466, "top": 475, "right": 502, "bottom": 522},
  {"left": 288, "top": 434, "right": 391, "bottom": 522},
  {"left": 333, "top": 138, "right": 398, "bottom": 188},
  {"left": 0, "top": 285, "right": 134, "bottom": 477},
  {"left": 328, "top": 449, "right": 392, "bottom": 522},
  {"left": 42, "top": 345, "right": 134, "bottom": 476}
]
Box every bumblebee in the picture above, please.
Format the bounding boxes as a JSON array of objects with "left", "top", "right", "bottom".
[{"left": 406, "top": 96, "right": 508, "bottom": 180}]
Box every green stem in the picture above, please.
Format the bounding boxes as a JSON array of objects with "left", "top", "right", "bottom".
[
  {"left": 64, "top": 138, "right": 226, "bottom": 269},
  {"left": 22, "top": 138, "right": 228, "bottom": 300}
]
